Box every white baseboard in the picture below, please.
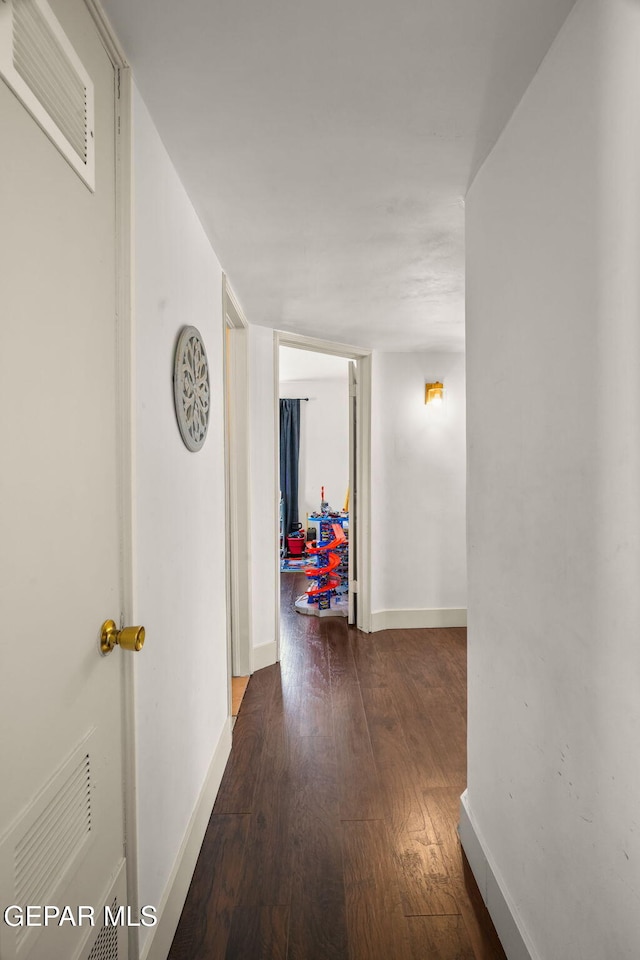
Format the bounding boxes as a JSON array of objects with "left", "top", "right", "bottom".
[
  {"left": 459, "top": 790, "right": 540, "bottom": 960},
  {"left": 252, "top": 640, "right": 278, "bottom": 671},
  {"left": 370, "top": 607, "right": 467, "bottom": 631},
  {"left": 140, "top": 718, "right": 233, "bottom": 960}
]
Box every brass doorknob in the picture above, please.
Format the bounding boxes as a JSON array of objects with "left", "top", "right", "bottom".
[{"left": 100, "top": 620, "right": 145, "bottom": 656}]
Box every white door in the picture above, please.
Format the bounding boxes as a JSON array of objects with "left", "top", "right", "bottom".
[
  {"left": 348, "top": 360, "right": 357, "bottom": 625},
  {"left": 0, "top": 2, "right": 130, "bottom": 958}
]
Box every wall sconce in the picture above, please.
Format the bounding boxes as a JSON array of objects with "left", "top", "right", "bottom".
[{"left": 425, "top": 381, "right": 444, "bottom": 405}]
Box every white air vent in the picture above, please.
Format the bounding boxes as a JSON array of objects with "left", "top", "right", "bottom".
[
  {"left": 0, "top": 730, "right": 96, "bottom": 960},
  {"left": 87, "top": 899, "right": 119, "bottom": 960},
  {"left": 14, "top": 752, "right": 92, "bottom": 949},
  {"left": 0, "top": 0, "right": 95, "bottom": 189}
]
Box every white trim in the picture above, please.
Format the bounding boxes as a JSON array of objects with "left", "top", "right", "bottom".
[
  {"left": 348, "top": 360, "right": 357, "bottom": 624},
  {"left": 77, "top": 12, "right": 138, "bottom": 958},
  {"left": 222, "top": 284, "right": 234, "bottom": 713},
  {"left": 370, "top": 607, "right": 467, "bottom": 631},
  {"left": 274, "top": 331, "right": 372, "bottom": 634},
  {"left": 141, "top": 719, "right": 233, "bottom": 960},
  {"left": 84, "top": 0, "right": 129, "bottom": 67},
  {"left": 356, "top": 353, "right": 372, "bottom": 633},
  {"left": 459, "top": 791, "right": 539, "bottom": 960},
  {"left": 112, "top": 62, "right": 140, "bottom": 960},
  {"left": 224, "top": 279, "right": 247, "bottom": 331},
  {"left": 277, "top": 329, "right": 371, "bottom": 360},
  {"left": 222, "top": 275, "right": 253, "bottom": 684},
  {"left": 253, "top": 640, "right": 278, "bottom": 672},
  {"left": 273, "top": 334, "right": 281, "bottom": 661}
]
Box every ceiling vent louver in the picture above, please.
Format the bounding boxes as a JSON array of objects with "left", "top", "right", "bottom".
[{"left": 0, "top": 0, "right": 95, "bottom": 190}]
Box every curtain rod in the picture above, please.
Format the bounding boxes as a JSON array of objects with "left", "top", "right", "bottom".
[{"left": 281, "top": 397, "right": 310, "bottom": 401}]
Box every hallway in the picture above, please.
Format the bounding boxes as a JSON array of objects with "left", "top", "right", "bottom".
[{"left": 168, "top": 575, "right": 505, "bottom": 959}]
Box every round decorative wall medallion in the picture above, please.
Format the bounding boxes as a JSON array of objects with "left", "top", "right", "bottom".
[{"left": 173, "top": 326, "right": 210, "bottom": 452}]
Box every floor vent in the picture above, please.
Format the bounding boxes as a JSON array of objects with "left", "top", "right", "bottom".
[
  {"left": 87, "top": 898, "right": 119, "bottom": 960},
  {"left": 0, "top": 0, "right": 95, "bottom": 189}
]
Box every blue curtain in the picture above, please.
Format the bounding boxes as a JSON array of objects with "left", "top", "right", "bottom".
[{"left": 279, "top": 399, "right": 300, "bottom": 538}]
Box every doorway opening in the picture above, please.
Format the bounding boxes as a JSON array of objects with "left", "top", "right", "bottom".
[
  {"left": 279, "top": 348, "right": 351, "bottom": 619},
  {"left": 274, "top": 332, "right": 372, "bottom": 655}
]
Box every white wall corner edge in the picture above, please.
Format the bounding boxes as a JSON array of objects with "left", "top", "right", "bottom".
[
  {"left": 370, "top": 608, "right": 467, "bottom": 631},
  {"left": 458, "top": 790, "right": 540, "bottom": 960},
  {"left": 252, "top": 640, "right": 278, "bottom": 671},
  {"left": 140, "top": 718, "right": 233, "bottom": 960}
]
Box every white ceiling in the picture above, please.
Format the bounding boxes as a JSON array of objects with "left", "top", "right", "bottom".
[
  {"left": 102, "top": 0, "right": 576, "bottom": 352},
  {"left": 279, "top": 347, "right": 350, "bottom": 383}
]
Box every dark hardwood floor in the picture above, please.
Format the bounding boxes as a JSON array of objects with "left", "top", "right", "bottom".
[{"left": 168, "top": 574, "right": 506, "bottom": 960}]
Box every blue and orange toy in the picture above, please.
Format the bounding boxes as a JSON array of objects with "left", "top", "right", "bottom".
[{"left": 295, "top": 522, "right": 349, "bottom": 618}]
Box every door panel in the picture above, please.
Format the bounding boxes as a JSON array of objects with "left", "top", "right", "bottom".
[{"left": 0, "top": 1, "right": 127, "bottom": 958}]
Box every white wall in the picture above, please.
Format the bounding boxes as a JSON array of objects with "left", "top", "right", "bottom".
[
  {"left": 132, "top": 85, "right": 230, "bottom": 953},
  {"left": 279, "top": 377, "right": 350, "bottom": 523},
  {"left": 370, "top": 351, "right": 467, "bottom": 628},
  {"left": 465, "top": 1, "right": 640, "bottom": 957},
  {"left": 248, "top": 325, "right": 278, "bottom": 665}
]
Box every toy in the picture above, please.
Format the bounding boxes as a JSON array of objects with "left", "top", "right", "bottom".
[{"left": 295, "top": 519, "right": 349, "bottom": 618}]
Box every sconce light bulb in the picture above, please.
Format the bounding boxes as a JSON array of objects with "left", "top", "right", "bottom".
[{"left": 425, "top": 381, "right": 444, "bottom": 405}]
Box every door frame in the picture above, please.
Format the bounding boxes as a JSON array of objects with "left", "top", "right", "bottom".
[
  {"left": 348, "top": 359, "right": 357, "bottom": 625},
  {"left": 85, "top": 3, "right": 139, "bottom": 957},
  {"left": 274, "top": 331, "right": 372, "bottom": 644},
  {"left": 222, "top": 276, "right": 253, "bottom": 694}
]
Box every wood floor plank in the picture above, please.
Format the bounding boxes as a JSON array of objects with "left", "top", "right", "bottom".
[
  {"left": 407, "top": 914, "right": 476, "bottom": 960},
  {"left": 235, "top": 673, "right": 296, "bottom": 907},
  {"left": 342, "top": 819, "right": 413, "bottom": 960},
  {"left": 396, "top": 711, "right": 450, "bottom": 789},
  {"left": 404, "top": 630, "right": 465, "bottom": 692},
  {"left": 288, "top": 733, "right": 348, "bottom": 960},
  {"left": 168, "top": 813, "right": 250, "bottom": 960},
  {"left": 360, "top": 684, "right": 436, "bottom": 836},
  {"left": 429, "top": 710, "right": 467, "bottom": 788},
  {"left": 372, "top": 642, "right": 458, "bottom": 790},
  {"left": 297, "top": 628, "right": 333, "bottom": 738},
  {"left": 325, "top": 617, "right": 360, "bottom": 687},
  {"left": 422, "top": 786, "right": 466, "bottom": 860},
  {"left": 325, "top": 617, "right": 385, "bottom": 820},
  {"left": 214, "top": 666, "right": 278, "bottom": 814},
  {"left": 287, "top": 894, "right": 348, "bottom": 960},
  {"left": 289, "top": 735, "right": 344, "bottom": 904},
  {"left": 348, "top": 630, "right": 389, "bottom": 689},
  {"left": 360, "top": 685, "right": 459, "bottom": 916},
  {"left": 225, "top": 905, "right": 289, "bottom": 960},
  {"left": 332, "top": 679, "right": 385, "bottom": 821},
  {"left": 397, "top": 837, "right": 460, "bottom": 917}
]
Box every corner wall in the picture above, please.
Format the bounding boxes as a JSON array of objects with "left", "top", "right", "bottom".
[
  {"left": 132, "top": 85, "right": 230, "bottom": 957},
  {"left": 370, "top": 350, "right": 467, "bottom": 629},
  {"left": 465, "top": 1, "right": 640, "bottom": 957}
]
